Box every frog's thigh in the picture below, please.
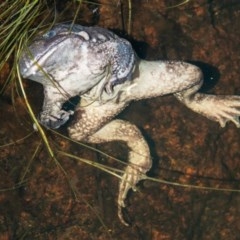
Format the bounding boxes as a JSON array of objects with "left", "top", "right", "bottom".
[
  {"left": 87, "top": 119, "right": 151, "bottom": 168},
  {"left": 86, "top": 119, "right": 152, "bottom": 225},
  {"left": 68, "top": 100, "right": 126, "bottom": 141}
]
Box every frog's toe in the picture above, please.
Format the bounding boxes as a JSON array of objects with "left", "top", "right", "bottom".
[
  {"left": 39, "top": 110, "right": 74, "bottom": 129},
  {"left": 210, "top": 96, "right": 240, "bottom": 128},
  {"left": 117, "top": 165, "right": 146, "bottom": 226},
  {"left": 118, "top": 207, "right": 130, "bottom": 227},
  {"left": 216, "top": 111, "right": 240, "bottom": 128},
  {"left": 103, "top": 81, "right": 114, "bottom": 95}
]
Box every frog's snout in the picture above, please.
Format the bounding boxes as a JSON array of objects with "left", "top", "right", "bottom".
[{"left": 18, "top": 52, "right": 30, "bottom": 78}]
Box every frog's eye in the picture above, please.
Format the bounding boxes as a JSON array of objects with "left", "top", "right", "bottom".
[{"left": 43, "top": 30, "right": 56, "bottom": 39}]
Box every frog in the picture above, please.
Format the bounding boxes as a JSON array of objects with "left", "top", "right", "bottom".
[{"left": 19, "top": 24, "right": 240, "bottom": 226}]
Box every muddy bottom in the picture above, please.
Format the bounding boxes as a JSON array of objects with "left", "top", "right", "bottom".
[{"left": 0, "top": 1, "right": 240, "bottom": 239}]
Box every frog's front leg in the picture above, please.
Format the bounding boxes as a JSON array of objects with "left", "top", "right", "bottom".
[
  {"left": 39, "top": 86, "right": 74, "bottom": 129},
  {"left": 86, "top": 119, "right": 151, "bottom": 226}
]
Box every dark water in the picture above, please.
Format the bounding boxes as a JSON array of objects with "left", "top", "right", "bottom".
[{"left": 0, "top": 1, "right": 240, "bottom": 239}]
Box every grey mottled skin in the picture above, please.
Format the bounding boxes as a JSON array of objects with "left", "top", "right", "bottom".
[
  {"left": 19, "top": 24, "right": 135, "bottom": 129},
  {"left": 19, "top": 24, "right": 240, "bottom": 226}
]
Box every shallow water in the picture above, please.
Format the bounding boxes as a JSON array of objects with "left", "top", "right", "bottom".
[{"left": 0, "top": 1, "right": 240, "bottom": 239}]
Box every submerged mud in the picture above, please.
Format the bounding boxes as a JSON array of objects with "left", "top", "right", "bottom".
[{"left": 0, "top": 1, "right": 240, "bottom": 239}]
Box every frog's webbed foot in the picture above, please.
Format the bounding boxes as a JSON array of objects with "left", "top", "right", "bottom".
[
  {"left": 85, "top": 119, "right": 152, "bottom": 226},
  {"left": 175, "top": 84, "right": 240, "bottom": 128},
  {"left": 202, "top": 95, "right": 240, "bottom": 127},
  {"left": 39, "top": 88, "right": 79, "bottom": 129},
  {"left": 39, "top": 109, "right": 74, "bottom": 129},
  {"left": 117, "top": 163, "right": 149, "bottom": 226}
]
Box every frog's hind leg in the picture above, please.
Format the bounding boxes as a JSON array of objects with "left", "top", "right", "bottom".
[
  {"left": 85, "top": 119, "right": 152, "bottom": 226},
  {"left": 174, "top": 84, "right": 240, "bottom": 127}
]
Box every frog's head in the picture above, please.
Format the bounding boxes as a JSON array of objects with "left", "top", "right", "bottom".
[
  {"left": 19, "top": 25, "right": 77, "bottom": 84},
  {"left": 19, "top": 24, "right": 137, "bottom": 97}
]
